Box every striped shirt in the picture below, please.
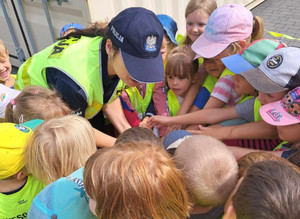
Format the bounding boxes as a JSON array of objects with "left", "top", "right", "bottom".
[{"left": 211, "top": 75, "right": 241, "bottom": 106}]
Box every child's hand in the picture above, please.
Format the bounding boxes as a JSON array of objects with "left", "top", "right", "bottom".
[
  {"left": 139, "top": 116, "right": 151, "bottom": 130},
  {"left": 188, "top": 125, "right": 223, "bottom": 140},
  {"left": 164, "top": 124, "right": 182, "bottom": 136},
  {"left": 148, "top": 116, "right": 170, "bottom": 128}
]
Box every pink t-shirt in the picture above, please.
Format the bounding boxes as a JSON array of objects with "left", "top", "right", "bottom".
[{"left": 211, "top": 75, "right": 241, "bottom": 106}]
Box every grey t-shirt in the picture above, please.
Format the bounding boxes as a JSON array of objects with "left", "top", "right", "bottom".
[{"left": 235, "top": 97, "right": 256, "bottom": 122}]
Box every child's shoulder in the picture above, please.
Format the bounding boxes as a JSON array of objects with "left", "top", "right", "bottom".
[{"left": 28, "top": 168, "right": 96, "bottom": 219}]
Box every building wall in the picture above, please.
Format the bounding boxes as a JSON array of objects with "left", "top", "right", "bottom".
[
  {"left": 88, "top": 0, "right": 264, "bottom": 39},
  {"left": 0, "top": 0, "right": 264, "bottom": 66}
]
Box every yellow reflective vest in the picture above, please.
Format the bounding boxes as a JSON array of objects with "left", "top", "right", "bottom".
[{"left": 16, "top": 36, "right": 125, "bottom": 119}]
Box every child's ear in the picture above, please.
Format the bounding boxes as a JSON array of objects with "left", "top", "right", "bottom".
[
  {"left": 15, "top": 168, "right": 28, "bottom": 181},
  {"left": 238, "top": 40, "right": 247, "bottom": 50},
  {"left": 223, "top": 204, "right": 237, "bottom": 219}
]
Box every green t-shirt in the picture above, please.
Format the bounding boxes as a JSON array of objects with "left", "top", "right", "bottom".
[{"left": 0, "top": 175, "right": 44, "bottom": 218}]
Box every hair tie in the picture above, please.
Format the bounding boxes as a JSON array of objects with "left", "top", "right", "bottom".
[
  {"left": 19, "top": 114, "right": 24, "bottom": 124},
  {"left": 10, "top": 99, "right": 15, "bottom": 105},
  {"left": 35, "top": 89, "right": 39, "bottom": 94}
]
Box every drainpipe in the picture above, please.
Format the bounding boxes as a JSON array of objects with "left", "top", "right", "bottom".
[
  {"left": 16, "top": 0, "right": 37, "bottom": 53},
  {"left": 41, "top": 0, "right": 55, "bottom": 42}
]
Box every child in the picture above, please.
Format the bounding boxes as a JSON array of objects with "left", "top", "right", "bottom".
[
  {"left": 0, "top": 40, "right": 15, "bottom": 88},
  {"left": 178, "top": 0, "right": 217, "bottom": 47},
  {"left": 260, "top": 86, "right": 300, "bottom": 150},
  {"left": 164, "top": 46, "right": 198, "bottom": 117},
  {"left": 190, "top": 4, "right": 264, "bottom": 112},
  {"left": 157, "top": 14, "right": 178, "bottom": 62},
  {"left": 173, "top": 135, "right": 238, "bottom": 218},
  {"left": 5, "top": 85, "right": 71, "bottom": 123},
  {"left": 24, "top": 115, "right": 97, "bottom": 185},
  {"left": 224, "top": 160, "right": 300, "bottom": 219},
  {"left": 84, "top": 141, "right": 190, "bottom": 219},
  {"left": 119, "top": 14, "right": 178, "bottom": 133},
  {"left": 60, "top": 22, "right": 84, "bottom": 37},
  {"left": 4, "top": 85, "right": 115, "bottom": 148},
  {"left": 0, "top": 120, "right": 44, "bottom": 218}
]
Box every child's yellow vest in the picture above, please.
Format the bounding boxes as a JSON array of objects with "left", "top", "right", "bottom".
[
  {"left": 125, "top": 83, "right": 155, "bottom": 119},
  {"left": 167, "top": 89, "right": 180, "bottom": 117}
]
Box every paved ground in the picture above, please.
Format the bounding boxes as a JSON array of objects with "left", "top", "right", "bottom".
[{"left": 251, "top": 0, "right": 300, "bottom": 47}]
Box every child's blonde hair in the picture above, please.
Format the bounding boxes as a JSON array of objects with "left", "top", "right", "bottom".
[
  {"left": 24, "top": 115, "right": 96, "bottom": 185},
  {"left": 165, "top": 46, "right": 199, "bottom": 87},
  {"left": 183, "top": 0, "right": 217, "bottom": 45},
  {"left": 0, "top": 40, "right": 8, "bottom": 58},
  {"left": 5, "top": 85, "right": 71, "bottom": 123},
  {"left": 84, "top": 141, "right": 190, "bottom": 219},
  {"left": 251, "top": 16, "right": 264, "bottom": 42},
  {"left": 174, "top": 135, "right": 238, "bottom": 206}
]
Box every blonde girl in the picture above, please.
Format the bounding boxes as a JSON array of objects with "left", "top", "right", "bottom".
[
  {"left": 84, "top": 141, "right": 190, "bottom": 219},
  {"left": 5, "top": 85, "right": 71, "bottom": 123},
  {"left": 25, "top": 115, "right": 96, "bottom": 185},
  {"left": 179, "top": 0, "right": 217, "bottom": 46}
]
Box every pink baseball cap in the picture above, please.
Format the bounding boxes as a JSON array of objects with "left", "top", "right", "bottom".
[
  {"left": 260, "top": 86, "right": 300, "bottom": 126},
  {"left": 191, "top": 4, "right": 253, "bottom": 58}
]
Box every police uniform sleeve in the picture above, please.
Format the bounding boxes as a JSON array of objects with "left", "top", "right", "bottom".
[{"left": 46, "top": 67, "right": 87, "bottom": 117}]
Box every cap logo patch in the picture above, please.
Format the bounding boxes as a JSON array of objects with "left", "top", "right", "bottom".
[
  {"left": 266, "top": 109, "right": 282, "bottom": 122},
  {"left": 267, "top": 55, "right": 283, "bottom": 69},
  {"left": 110, "top": 25, "right": 124, "bottom": 43},
  {"left": 14, "top": 124, "right": 30, "bottom": 133},
  {"left": 145, "top": 35, "right": 157, "bottom": 52}
]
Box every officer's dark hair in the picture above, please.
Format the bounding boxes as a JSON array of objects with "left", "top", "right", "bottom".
[{"left": 57, "top": 22, "right": 119, "bottom": 51}]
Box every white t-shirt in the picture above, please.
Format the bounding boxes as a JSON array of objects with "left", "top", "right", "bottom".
[{"left": 0, "top": 84, "right": 21, "bottom": 118}]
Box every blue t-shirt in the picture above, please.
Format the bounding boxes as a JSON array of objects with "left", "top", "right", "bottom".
[
  {"left": 28, "top": 168, "right": 96, "bottom": 219},
  {"left": 193, "top": 86, "right": 211, "bottom": 109}
]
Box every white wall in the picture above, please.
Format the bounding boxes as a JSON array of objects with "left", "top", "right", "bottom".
[{"left": 87, "top": 0, "right": 264, "bottom": 37}]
